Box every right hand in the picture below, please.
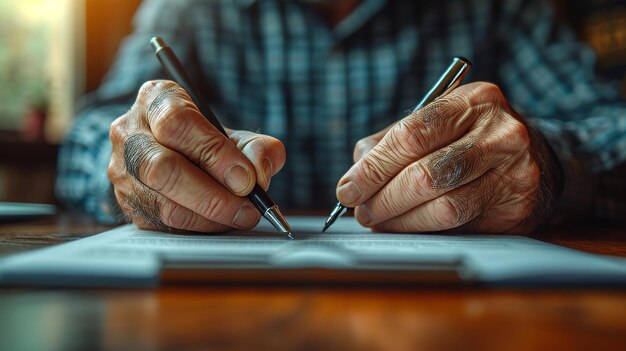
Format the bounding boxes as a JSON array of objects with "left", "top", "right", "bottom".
[{"left": 108, "top": 80, "right": 286, "bottom": 232}]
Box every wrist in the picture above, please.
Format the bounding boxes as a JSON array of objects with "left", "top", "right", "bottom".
[{"left": 526, "top": 124, "right": 564, "bottom": 230}]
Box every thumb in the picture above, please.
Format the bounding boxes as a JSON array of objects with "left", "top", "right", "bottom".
[{"left": 228, "top": 129, "right": 286, "bottom": 191}]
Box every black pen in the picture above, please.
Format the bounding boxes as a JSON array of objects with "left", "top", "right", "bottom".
[
  {"left": 322, "top": 57, "right": 472, "bottom": 232},
  {"left": 150, "top": 36, "right": 293, "bottom": 239}
]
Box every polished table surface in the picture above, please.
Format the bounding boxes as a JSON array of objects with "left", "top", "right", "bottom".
[{"left": 0, "top": 214, "right": 625, "bottom": 351}]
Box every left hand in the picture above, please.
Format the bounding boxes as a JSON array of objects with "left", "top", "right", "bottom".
[{"left": 336, "top": 82, "right": 560, "bottom": 234}]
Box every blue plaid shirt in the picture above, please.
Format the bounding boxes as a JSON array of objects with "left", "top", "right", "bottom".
[{"left": 57, "top": 0, "right": 626, "bottom": 224}]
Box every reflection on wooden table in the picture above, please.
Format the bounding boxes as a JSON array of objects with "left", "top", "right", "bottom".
[{"left": 0, "top": 213, "right": 625, "bottom": 350}]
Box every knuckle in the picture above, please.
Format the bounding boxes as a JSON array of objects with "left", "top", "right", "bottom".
[
  {"left": 139, "top": 80, "right": 178, "bottom": 96},
  {"left": 153, "top": 105, "right": 194, "bottom": 142},
  {"left": 143, "top": 151, "right": 180, "bottom": 193},
  {"left": 275, "top": 138, "right": 287, "bottom": 162},
  {"left": 354, "top": 137, "right": 374, "bottom": 161},
  {"left": 142, "top": 80, "right": 194, "bottom": 127},
  {"left": 269, "top": 138, "right": 287, "bottom": 168},
  {"left": 354, "top": 137, "right": 370, "bottom": 151},
  {"left": 357, "top": 151, "right": 394, "bottom": 185},
  {"left": 197, "top": 194, "right": 226, "bottom": 220},
  {"left": 456, "top": 92, "right": 473, "bottom": 110},
  {"left": 445, "top": 92, "right": 472, "bottom": 114},
  {"left": 476, "top": 82, "right": 504, "bottom": 101},
  {"left": 432, "top": 196, "right": 461, "bottom": 228},
  {"left": 156, "top": 80, "right": 180, "bottom": 92},
  {"left": 196, "top": 135, "right": 229, "bottom": 170},
  {"left": 241, "top": 135, "right": 286, "bottom": 175},
  {"left": 138, "top": 80, "right": 161, "bottom": 100},
  {"left": 109, "top": 115, "right": 127, "bottom": 143},
  {"left": 419, "top": 91, "right": 470, "bottom": 125},
  {"left": 406, "top": 163, "right": 432, "bottom": 199},
  {"left": 507, "top": 119, "right": 531, "bottom": 150},
  {"left": 265, "top": 136, "right": 284, "bottom": 152},
  {"left": 107, "top": 159, "right": 118, "bottom": 183},
  {"left": 256, "top": 135, "right": 286, "bottom": 160},
  {"left": 231, "top": 131, "right": 259, "bottom": 151},
  {"left": 387, "top": 121, "right": 425, "bottom": 160}
]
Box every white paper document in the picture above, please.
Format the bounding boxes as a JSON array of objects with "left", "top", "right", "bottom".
[{"left": 1, "top": 216, "right": 625, "bottom": 287}]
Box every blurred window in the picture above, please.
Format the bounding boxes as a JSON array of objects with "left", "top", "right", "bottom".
[{"left": 0, "top": 0, "right": 81, "bottom": 142}]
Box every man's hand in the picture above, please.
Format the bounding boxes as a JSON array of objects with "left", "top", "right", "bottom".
[
  {"left": 109, "top": 80, "right": 286, "bottom": 232},
  {"left": 337, "top": 82, "right": 560, "bottom": 234}
]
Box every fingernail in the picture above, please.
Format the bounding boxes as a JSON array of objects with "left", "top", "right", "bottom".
[
  {"left": 357, "top": 204, "right": 373, "bottom": 226},
  {"left": 232, "top": 204, "right": 259, "bottom": 229},
  {"left": 224, "top": 165, "right": 251, "bottom": 194},
  {"left": 337, "top": 181, "right": 362, "bottom": 205},
  {"left": 262, "top": 158, "right": 273, "bottom": 189}
]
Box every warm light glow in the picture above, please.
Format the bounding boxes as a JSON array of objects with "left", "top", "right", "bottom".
[
  {"left": 17, "top": 0, "right": 64, "bottom": 23},
  {"left": 0, "top": 0, "right": 80, "bottom": 140}
]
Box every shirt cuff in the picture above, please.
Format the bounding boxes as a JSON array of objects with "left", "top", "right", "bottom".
[
  {"left": 527, "top": 118, "right": 596, "bottom": 224},
  {"left": 87, "top": 138, "right": 123, "bottom": 224}
]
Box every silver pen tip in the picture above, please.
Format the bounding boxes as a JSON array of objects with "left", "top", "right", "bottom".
[
  {"left": 262, "top": 205, "right": 293, "bottom": 238},
  {"left": 322, "top": 203, "right": 346, "bottom": 233},
  {"left": 322, "top": 219, "right": 332, "bottom": 232}
]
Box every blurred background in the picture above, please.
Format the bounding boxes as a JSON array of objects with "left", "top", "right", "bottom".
[{"left": 0, "top": 0, "right": 624, "bottom": 206}]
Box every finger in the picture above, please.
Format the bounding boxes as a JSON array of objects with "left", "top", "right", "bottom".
[
  {"left": 114, "top": 181, "right": 234, "bottom": 233},
  {"left": 229, "top": 129, "right": 286, "bottom": 190},
  {"left": 371, "top": 170, "right": 501, "bottom": 233},
  {"left": 123, "top": 132, "right": 260, "bottom": 229},
  {"left": 110, "top": 113, "right": 227, "bottom": 232},
  {"left": 137, "top": 80, "right": 258, "bottom": 196},
  {"left": 353, "top": 123, "right": 395, "bottom": 162},
  {"left": 355, "top": 127, "right": 516, "bottom": 227},
  {"left": 337, "top": 88, "right": 476, "bottom": 207}
]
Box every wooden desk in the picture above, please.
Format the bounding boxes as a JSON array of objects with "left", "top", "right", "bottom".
[
  {"left": 0, "top": 214, "right": 625, "bottom": 351},
  {"left": 0, "top": 137, "right": 58, "bottom": 204}
]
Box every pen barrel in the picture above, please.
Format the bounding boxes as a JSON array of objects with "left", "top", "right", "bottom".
[
  {"left": 151, "top": 37, "right": 282, "bottom": 221},
  {"left": 324, "top": 56, "right": 471, "bottom": 232},
  {"left": 154, "top": 46, "right": 228, "bottom": 137},
  {"left": 413, "top": 57, "right": 471, "bottom": 112},
  {"left": 248, "top": 184, "right": 274, "bottom": 214}
]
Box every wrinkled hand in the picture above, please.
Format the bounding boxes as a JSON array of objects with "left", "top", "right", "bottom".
[
  {"left": 109, "top": 80, "right": 285, "bottom": 232},
  {"left": 337, "top": 82, "right": 560, "bottom": 234}
]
